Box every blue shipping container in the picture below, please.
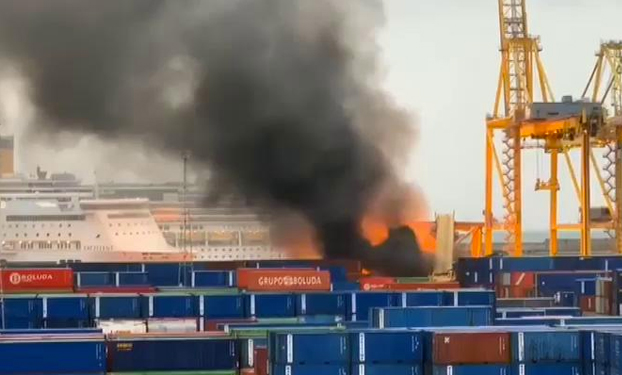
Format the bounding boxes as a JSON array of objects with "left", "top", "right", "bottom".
[
  {"left": 332, "top": 282, "right": 360, "bottom": 291},
  {"left": 202, "top": 294, "right": 245, "bottom": 319},
  {"left": 431, "top": 365, "right": 510, "bottom": 375},
  {"left": 611, "top": 333, "right": 622, "bottom": 369},
  {"left": 297, "top": 293, "right": 347, "bottom": 316},
  {"left": 116, "top": 271, "right": 150, "bottom": 286},
  {"left": 143, "top": 264, "right": 186, "bottom": 286},
  {"left": 0, "top": 297, "right": 42, "bottom": 319},
  {"left": 372, "top": 306, "right": 493, "bottom": 328},
  {"left": 347, "top": 292, "right": 397, "bottom": 321},
  {"left": 0, "top": 317, "right": 41, "bottom": 329},
  {"left": 271, "top": 364, "right": 349, "bottom": 375},
  {"left": 510, "top": 363, "right": 582, "bottom": 375},
  {"left": 91, "top": 294, "right": 143, "bottom": 319},
  {"left": 443, "top": 290, "right": 496, "bottom": 307},
  {"left": 107, "top": 336, "right": 238, "bottom": 372},
  {"left": 496, "top": 309, "right": 546, "bottom": 319},
  {"left": 43, "top": 295, "right": 89, "bottom": 319},
  {"left": 350, "top": 330, "right": 423, "bottom": 363},
  {"left": 399, "top": 291, "right": 444, "bottom": 307},
  {"left": 576, "top": 279, "right": 597, "bottom": 297},
  {"left": 322, "top": 266, "right": 348, "bottom": 282},
  {"left": 192, "top": 271, "right": 234, "bottom": 287},
  {"left": 147, "top": 294, "right": 198, "bottom": 318},
  {"left": 0, "top": 337, "right": 105, "bottom": 374},
  {"left": 76, "top": 271, "right": 113, "bottom": 287},
  {"left": 247, "top": 294, "right": 295, "bottom": 318},
  {"left": 512, "top": 330, "right": 581, "bottom": 362},
  {"left": 352, "top": 364, "right": 422, "bottom": 375},
  {"left": 270, "top": 332, "right": 349, "bottom": 364}
]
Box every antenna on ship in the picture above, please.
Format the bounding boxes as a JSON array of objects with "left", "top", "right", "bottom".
[
  {"left": 180, "top": 150, "right": 192, "bottom": 286},
  {"left": 93, "top": 169, "right": 100, "bottom": 199}
]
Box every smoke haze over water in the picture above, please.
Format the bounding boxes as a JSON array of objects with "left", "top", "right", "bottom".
[{"left": 0, "top": 0, "right": 428, "bottom": 274}]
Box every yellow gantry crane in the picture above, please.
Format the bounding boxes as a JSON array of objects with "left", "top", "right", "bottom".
[
  {"left": 483, "top": 0, "right": 616, "bottom": 258},
  {"left": 583, "top": 41, "right": 622, "bottom": 252},
  {"left": 484, "top": 0, "right": 554, "bottom": 257}
]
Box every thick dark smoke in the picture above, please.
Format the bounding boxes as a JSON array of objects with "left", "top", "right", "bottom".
[{"left": 0, "top": 0, "right": 429, "bottom": 276}]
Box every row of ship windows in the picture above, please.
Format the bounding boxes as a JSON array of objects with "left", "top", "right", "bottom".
[
  {"left": 108, "top": 221, "right": 152, "bottom": 227},
  {"left": 114, "top": 232, "right": 156, "bottom": 236},
  {"left": 3, "top": 232, "right": 73, "bottom": 238},
  {"left": 159, "top": 225, "right": 267, "bottom": 232},
  {"left": 0, "top": 241, "right": 82, "bottom": 250},
  {"left": 1, "top": 223, "right": 74, "bottom": 229}
]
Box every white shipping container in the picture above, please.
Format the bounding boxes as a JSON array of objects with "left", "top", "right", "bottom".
[
  {"left": 147, "top": 318, "right": 198, "bottom": 333},
  {"left": 96, "top": 319, "right": 147, "bottom": 334}
]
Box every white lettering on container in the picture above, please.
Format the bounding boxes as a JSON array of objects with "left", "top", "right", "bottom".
[
  {"left": 256, "top": 275, "right": 324, "bottom": 287},
  {"left": 8, "top": 272, "right": 54, "bottom": 285}
]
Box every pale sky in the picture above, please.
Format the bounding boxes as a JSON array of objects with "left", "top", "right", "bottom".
[
  {"left": 379, "top": 0, "right": 622, "bottom": 229},
  {"left": 1, "top": 0, "right": 622, "bottom": 230}
]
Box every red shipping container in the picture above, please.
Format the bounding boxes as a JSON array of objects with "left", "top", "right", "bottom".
[
  {"left": 237, "top": 269, "right": 331, "bottom": 291},
  {"left": 237, "top": 268, "right": 311, "bottom": 289},
  {"left": 254, "top": 346, "right": 268, "bottom": 375},
  {"left": 360, "top": 277, "right": 396, "bottom": 291},
  {"left": 0, "top": 268, "right": 73, "bottom": 292},
  {"left": 580, "top": 296, "right": 596, "bottom": 312},
  {"left": 510, "top": 272, "right": 535, "bottom": 289},
  {"left": 433, "top": 332, "right": 511, "bottom": 364}
]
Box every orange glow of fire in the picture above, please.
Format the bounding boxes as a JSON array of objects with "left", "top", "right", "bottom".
[{"left": 361, "top": 217, "right": 436, "bottom": 253}]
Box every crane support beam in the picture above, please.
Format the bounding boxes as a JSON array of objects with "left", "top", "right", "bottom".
[
  {"left": 617, "top": 127, "right": 622, "bottom": 253},
  {"left": 550, "top": 149, "right": 558, "bottom": 256},
  {"left": 581, "top": 128, "right": 592, "bottom": 257}
]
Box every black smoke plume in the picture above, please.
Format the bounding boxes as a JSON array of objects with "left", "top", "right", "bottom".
[{"left": 0, "top": 0, "right": 430, "bottom": 276}]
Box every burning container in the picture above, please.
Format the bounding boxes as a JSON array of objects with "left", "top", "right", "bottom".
[
  {"left": 106, "top": 335, "right": 238, "bottom": 372},
  {"left": 296, "top": 292, "right": 347, "bottom": 317}
]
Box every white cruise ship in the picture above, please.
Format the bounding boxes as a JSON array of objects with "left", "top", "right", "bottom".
[{"left": 0, "top": 194, "right": 285, "bottom": 263}]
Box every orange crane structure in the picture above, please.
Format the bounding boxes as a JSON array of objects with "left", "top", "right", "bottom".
[{"left": 483, "top": 0, "right": 619, "bottom": 257}]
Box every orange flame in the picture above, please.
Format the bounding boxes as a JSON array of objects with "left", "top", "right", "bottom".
[{"left": 360, "top": 182, "right": 435, "bottom": 253}]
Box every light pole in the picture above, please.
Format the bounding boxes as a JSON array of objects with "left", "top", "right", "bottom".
[{"left": 0, "top": 259, "right": 7, "bottom": 330}]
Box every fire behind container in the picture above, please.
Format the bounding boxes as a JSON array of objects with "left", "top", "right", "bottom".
[{"left": 361, "top": 226, "right": 434, "bottom": 277}]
